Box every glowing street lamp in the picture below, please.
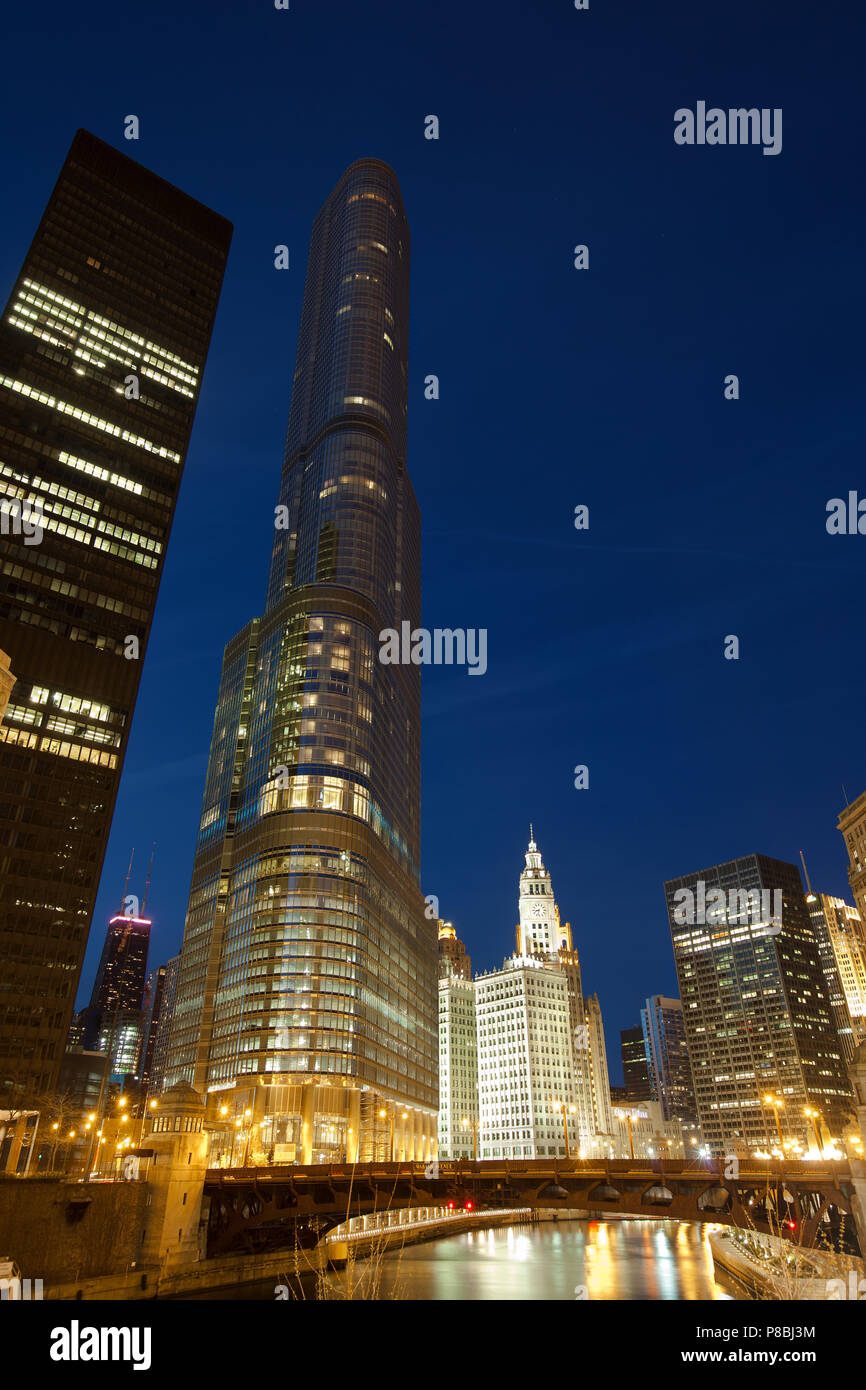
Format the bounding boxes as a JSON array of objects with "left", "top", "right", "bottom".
[
  {"left": 804, "top": 1107, "right": 824, "bottom": 1155},
  {"left": 552, "top": 1099, "right": 576, "bottom": 1160},
  {"left": 763, "top": 1094, "right": 785, "bottom": 1148},
  {"left": 461, "top": 1116, "right": 478, "bottom": 1161}
]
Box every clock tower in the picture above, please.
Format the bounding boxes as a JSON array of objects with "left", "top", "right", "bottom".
[{"left": 516, "top": 828, "right": 572, "bottom": 957}]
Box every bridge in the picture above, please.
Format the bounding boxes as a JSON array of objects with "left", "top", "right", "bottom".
[{"left": 204, "top": 1156, "right": 861, "bottom": 1258}]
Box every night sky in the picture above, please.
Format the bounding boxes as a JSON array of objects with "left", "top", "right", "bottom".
[{"left": 2, "top": 1, "right": 863, "bottom": 1081}]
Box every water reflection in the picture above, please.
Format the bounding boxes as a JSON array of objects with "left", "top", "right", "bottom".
[{"left": 369, "top": 1219, "right": 740, "bottom": 1301}]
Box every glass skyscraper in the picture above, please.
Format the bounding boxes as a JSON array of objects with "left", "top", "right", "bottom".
[
  {"left": 166, "top": 160, "right": 438, "bottom": 1164},
  {"left": 0, "top": 130, "right": 231, "bottom": 1101}
]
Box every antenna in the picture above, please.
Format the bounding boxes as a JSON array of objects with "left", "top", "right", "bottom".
[
  {"left": 842, "top": 783, "right": 850, "bottom": 807},
  {"left": 799, "top": 849, "right": 814, "bottom": 896},
  {"left": 120, "top": 847, "right": 135, "bottom": 913},
  {"left": 141, "top": 842, "right": 156, "bottom": 915}
]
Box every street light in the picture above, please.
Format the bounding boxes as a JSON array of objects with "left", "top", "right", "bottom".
[
  {"left": 461, "top": 1116, "right": 478, "bottom": 1161},
  {"left": 804, "top": 1107, "right": 824, "bottom": 1155},
  {"left": 763, "top": 1094, "right": 785, "bottom": 1149},
  {"left": 552, "top": 1099, "right": 576, "bottom": 1160}
]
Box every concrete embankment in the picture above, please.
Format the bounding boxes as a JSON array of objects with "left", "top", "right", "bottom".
[{"left": 709, "top": 1230, "right": 865, "bottom": 1300}]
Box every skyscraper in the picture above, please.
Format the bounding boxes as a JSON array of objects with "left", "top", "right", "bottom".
[
  {"left": 82, "top": 908, "right": 151, "bottom": 1077},
  {"left": 474, "top": 834, "right": 601, "bottom": 1159},
  {"left": 640, "top": 995, "right": 697, "bottom": 1125},
  {"left": 0, "top": 130, "right": 231, "bottom": 1101},
  {"left": 621, "top": 1026, "right": 653, "bottom": 1102},
  {"left": 166, "top": 161, "right": 437, "bottom": 1163},
  {"left": 144, "top": 954, "right": 179, "bottom": 1095},
  {"left": 665, "top": 854, "right": 853, "bottom": 1153}
]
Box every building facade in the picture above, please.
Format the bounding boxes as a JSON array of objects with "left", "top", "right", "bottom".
[
  {"left": 0, "top": 650, "right": 14, "bottom": 723},
  {"left": 621, "top": 1025, "right": 653, "bottom": 1101},
  {"left": 666, "top": 853, "right": 853, "bottom": 1154},
  {"left": 165, "top": 160, "right": 437, "bottom": 1163},
  {"left": 0, "top": 130, "right": 231, "bottom": 1100},
  {"left": 641, "top": 995, "right": 697, "bottom": 1125},
  {"left": 806, "top": 893, "right": 866, "bottom": 1060},
  {"left": 839, "top": 791, "right": 866, "bottom": 923},
  {"left": 437, "top": 972, "right": 477, "bottom": 1159},
  {"left": 438, "top": 920, "right": 471, "bottom": 980}
]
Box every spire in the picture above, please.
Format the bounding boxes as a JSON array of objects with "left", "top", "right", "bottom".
[{"left": 529, "top": 822, "right": 535, "bottom": 850}]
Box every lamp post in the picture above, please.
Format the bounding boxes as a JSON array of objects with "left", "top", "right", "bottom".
[
  {"left": 378, "top": 1107, "right": 408, "bottom": 1162},
  {"left": 804, "top": 1106, "right": 824, "bottom": 1156},
  {"left": 552, "top": 1100, "right": 576, "bottom": 1161},
  {"left": 615, "top": 1109, "right": 635, "bottom": 1161},
  {"left": 242, "top": 1108, "right": 254, "bottom": 1166},
  {"left": 763, "top": 1094, "right": 785, "bottom": 1151},
  {"left": 461, "top": 1116, "right": 478, "bottom": 1161}
]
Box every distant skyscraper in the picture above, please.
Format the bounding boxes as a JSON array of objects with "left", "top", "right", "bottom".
[
  {"left": 82, "top": 908, "right": 151, "bottom": 1076},
  {"left": 438, "top": 919, "right": 471, "bottom": 979},
  {"left": 141, "top": 955, "right": 179, "bottom": 1093},
  {"left": 641, "top": 995, "right": 697, "bottom": 1125},
  {"left": 665, "top": 854, "right": 853, "bottom": 1153},
  {"left": 621, "top": 1026, "right": 652, "bottom": 1102},
  {"left": 166, "top": 160, "right": 437, "bottom": 1163},
  {"left": 0, "top": 130, "right": 231, "bottom": 1101},
  {"left": 839, "top": 791, "right": 866, "bottom": 924}
]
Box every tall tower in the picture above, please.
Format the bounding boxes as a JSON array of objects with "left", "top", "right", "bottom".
[
  {"left": 0, "top": 130, "right": 231, "bottom": 1101},
  {"left": 517, "top": 830, "right": 566, "bottom": 956},
  {"left": 166, "top": 161, "right": 437, "bottom": 1164}
]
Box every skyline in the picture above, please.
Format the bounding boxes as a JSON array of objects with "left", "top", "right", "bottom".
[{"left": 1, "top": 0, "right": 864, "bottom": 1083}]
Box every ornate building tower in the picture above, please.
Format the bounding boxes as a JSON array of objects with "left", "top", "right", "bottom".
[{"left": 166, "top": 161, "right": 437, "bottom": 1164}]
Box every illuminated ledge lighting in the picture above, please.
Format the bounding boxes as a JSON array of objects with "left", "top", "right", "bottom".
[{"left": 0, "top": 376, "right": 181, "bottom": 463}]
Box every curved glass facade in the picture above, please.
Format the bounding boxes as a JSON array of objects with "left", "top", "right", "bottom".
[{"left": 167, "top": 162, "right": 437, "bottom": 1162}]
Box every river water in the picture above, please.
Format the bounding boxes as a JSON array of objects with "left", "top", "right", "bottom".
[{"left": 326, "top": 1217, "right": 744, "bottom": 1301}]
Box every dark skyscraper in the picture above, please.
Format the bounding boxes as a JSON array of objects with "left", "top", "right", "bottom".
[
  {"left": 665, "top": 853, "right": 853, "bottom": 1153},
  {"left": 621, "top": 1025, "right": 653, "bottom": 1102},
  {"left": 166, "top": 160, "right": 437, "bottom": 1164},
  {"left": 0, "top": 131, "right": 231, "bottom": 1101}
]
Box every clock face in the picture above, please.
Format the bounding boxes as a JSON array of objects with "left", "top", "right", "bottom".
[{"left": 530, "top": 903, "right": 544, "bottom": 919}]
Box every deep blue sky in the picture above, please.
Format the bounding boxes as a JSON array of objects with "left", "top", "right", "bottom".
[{"left": 2, "top": 0, "right": 863, "bottom": 1082}]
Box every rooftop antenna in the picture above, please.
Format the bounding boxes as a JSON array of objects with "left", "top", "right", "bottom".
[
  {"left": 799, "top": 849, "right": 814, "bottom": 897},
  {"left": 842, "top": 783, "right": 850, "bottom": 807},
  {"left": 141, "top": 842, "right": 156, "bottom": 915},
  {"left": 120, "top": 847, "right": 135, "bottom": 914}
]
